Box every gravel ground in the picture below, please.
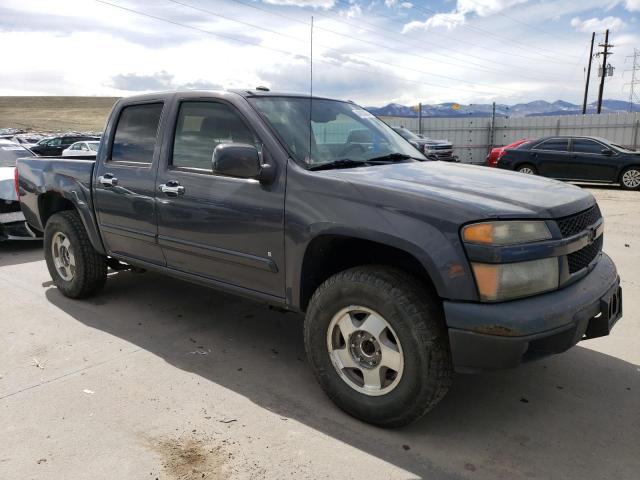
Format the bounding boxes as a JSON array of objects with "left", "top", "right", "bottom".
[{"left": 0, "top": 186, "right": 638, "bottom": 480}]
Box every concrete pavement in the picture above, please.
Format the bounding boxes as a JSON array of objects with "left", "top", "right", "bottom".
[{"left": 1, "top": 186, "right": 638, "bottom": 480}]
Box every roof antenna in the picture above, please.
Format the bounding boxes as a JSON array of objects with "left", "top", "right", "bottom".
[{"left": 308, "top": 15, "right": 313, "bottom": 164}]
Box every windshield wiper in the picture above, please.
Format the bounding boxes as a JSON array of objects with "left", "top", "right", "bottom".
[
  {"left": 308, "top": 158, "right": 370, "bottom": 171},
  {"left": 366, "top": 153, "right": 414, "bottom": 163}
]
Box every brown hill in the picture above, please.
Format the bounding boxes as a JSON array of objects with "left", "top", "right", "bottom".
[{"left": 0, "top": 96, "right": 120, "bottom": 133}]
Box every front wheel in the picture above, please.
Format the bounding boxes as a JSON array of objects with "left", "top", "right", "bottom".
[
  {"left": 620, "top": 167, "right": 640, "bottom": 190},
  {"left": 44, "top": 210, "right": 107, "bottom": 298},
  {"left": 304, "top": 266, "right": 452, "bottom": 427}
]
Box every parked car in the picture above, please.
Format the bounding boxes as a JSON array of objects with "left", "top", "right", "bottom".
[
  {"left": 498, "top": 136, "right": 640, "bottom": 190},
  {"left": 62, "top": 141, "right": 100, "bottom": 157},
  {"left": 11, "top": 134, "right": 44, "bottom": 149},
  {"left": 17, "top": 90, "right": 622, "bottom": 427},
  {"left": 391, "top": 127, "right": 457, "bottom": 161},
  {"left": 30, "top": 135, "right": 100, "bottom": 156},
  {"left": 0, "top": 140, "right": 38, "bottom": 240},
  {"left": 486, "top": 138, "right": 530, "bottom": 167}
]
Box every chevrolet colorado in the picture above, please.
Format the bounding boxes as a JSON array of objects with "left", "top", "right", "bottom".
[{"left": 17, "top": 90, "right": 622, "bottom": 427}]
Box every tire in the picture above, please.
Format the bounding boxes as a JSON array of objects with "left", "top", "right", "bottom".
[
  {"left": 516, "top": 164, "right": 537, "bottom": 175},
  {"left": 44, "top": 210, "right": 107, "bottom": 298},
  {"left": 304, "top": 266, "right": 452, "bottom": 427},
  {"left": 620, "top": 166, "right": 640, "bottom": 190}
]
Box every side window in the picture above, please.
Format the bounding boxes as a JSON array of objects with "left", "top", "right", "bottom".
[
  {"left": 172, "top": 101, "right": 258, "bottom": 171},
  {"left": 71, "top": 143, "right": 81, "bottom": 150},
  {"left": 573, "top": 139, "right": 605, "bottom": 154},
  {"left": 50, "top": 138, "right": 61, "bottom": 147},
  {"left": 111, "top": 103, "right": 163, "bottom": 164},
  {"left": 535, "top": 138, "right": 568, "bottom": 152}
]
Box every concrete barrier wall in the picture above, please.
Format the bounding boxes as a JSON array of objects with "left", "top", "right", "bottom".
[{"left": 380, "top": 112, "right": 640, "bottom": 164}]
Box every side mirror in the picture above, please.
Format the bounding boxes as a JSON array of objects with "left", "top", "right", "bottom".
[
  {"left": 212, "top": 143, "right": 274, "bottom": 184},
  {"left": 601, "top": 148, "right": 613, "bottom": 156}
]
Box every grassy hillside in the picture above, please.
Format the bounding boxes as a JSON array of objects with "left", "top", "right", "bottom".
[{"left": 0, "top": 96, "right": 120, "bottom": 133}]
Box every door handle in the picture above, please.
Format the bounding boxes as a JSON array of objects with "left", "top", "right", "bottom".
[
  {"left": 159, "top": 181, "right": 185, "bottom": 197},
  {"left": 98, "top": 173, "right": 118, "bottom": 187}
]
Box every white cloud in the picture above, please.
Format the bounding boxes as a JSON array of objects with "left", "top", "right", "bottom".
[
  {"left": 570, "top": 16, "right": 625, "bottom": 32},
  {"left": 456, "top": 0, "right": 529, "bottom": 17},
  {"left": 340, "top": 2, "right": 362, "bottom": 18},
  {"left": 263, "top": 0, "right": 335, "bottom": 8},
  {"left": 402, "top": 11, "right": 466, "bottom": 33},
  {"left": 402, "top": 0, "right": 526, "bottom": 33},
  {"left": 400, "top": 2, "right": 413, "bottom": 8},
  {"left": 624, "top": 0, "right": 640, "bottom": 11},
  {"left": 384, "top": 0, "right": 397, "bottom": 6}
]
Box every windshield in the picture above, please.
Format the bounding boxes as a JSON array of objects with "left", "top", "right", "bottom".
[
  {"left": 248, "top": 97, "right": 425, "bottom": 168},
  {"left": 87, "top": 142, "right": 100, "bottom": 152},
  {"left": 0, "top": 144, "right": 33, "bottom": 166},
  {"left": 611, "top": 143, "right": 637, "bottom": 153},
  {"left": 393, "top": 127, "right": 419, "bottom": 141}
]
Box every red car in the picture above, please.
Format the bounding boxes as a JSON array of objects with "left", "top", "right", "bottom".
[{"left": 486, "top": 139, "right": 530, "bottom": 167}]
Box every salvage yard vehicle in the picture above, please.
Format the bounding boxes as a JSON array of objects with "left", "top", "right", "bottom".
[
  {"left": 30, "top": 134, "right": 100, "bottom": 156},
  {"left": 0, "top": 140, "right": 38, "bottom": 240},
  {"left": 16, "top": 90, "right": 622, "bottom": 427},
  {"left": 391, "top": 126, "right": 457, "bottom": 161},
  {"left": 61, "top": 140, "right": 100, "bottom": 157},
  {"left": 486, "top": 138, "right": 530, "bottom": 167},
  {"left": 497, "top": 135, "right": 640, "bottom": 190}
]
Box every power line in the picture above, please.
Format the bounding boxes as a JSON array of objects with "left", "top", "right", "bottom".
[
  {"left": 162, "top": 0, "right": 524, "bottom": 94},
  {"left": 225, "top": 0, "right": 559, "bottom": 82},
  {"left": 461, "top": 0, "right": 580, "bottom": 53},
  {"left": 331, "top": 0, "right": 576, "bottom": 67},
  {"left": 404, "top": 2, "right": 580, "bottom": 64},
  {"left": 91, "top": 0, "right": 513, "bottom": 96}
]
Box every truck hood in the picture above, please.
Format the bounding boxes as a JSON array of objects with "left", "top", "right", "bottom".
[
  {"left": 322, "top": 161, "right": 594, "bottom": 219},
  {"left": 0, "top": 167, "right": 17, "bottom": 202}
]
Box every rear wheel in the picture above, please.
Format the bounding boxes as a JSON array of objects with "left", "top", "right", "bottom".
[
  {"left": 44, "top": 211, "right": 107, "bottom": 298},
  {"left": 304, "top": 266, "right": 452, "bottom": 427},
  {"left": 517, "top": 164, "right": 536, "bottom": 175},
  {"left": 620, "top": 167, "right": 640, "bottom": 190}
]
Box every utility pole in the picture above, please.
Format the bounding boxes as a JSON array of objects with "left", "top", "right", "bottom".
[
  {"left": 489, "top": 101, "right": 496, "bottom": 152},
  {"left": 625, "top": 48, "right": 640, "bottom": 112},
  {"left": 418, "top": 102, "right": 422, "bottom": 136},
  {"left": 582, "top": 32, "right": 595, "bottom": 114},
  {"left": 596, "top": 29, "right": 613, "bottom": 114}
]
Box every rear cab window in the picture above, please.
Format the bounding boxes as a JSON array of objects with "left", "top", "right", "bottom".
[{"left": 110, "top": 103, "right": 163, "bottom": 164}]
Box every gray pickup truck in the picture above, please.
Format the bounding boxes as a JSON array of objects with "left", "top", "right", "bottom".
[{"left": 17, "top": 89, "right": 622, "bottom": 427}]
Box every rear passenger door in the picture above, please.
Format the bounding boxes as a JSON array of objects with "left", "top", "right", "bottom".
[
  {"left": 155, "top": 97, "right": 286, "bottom": 299},
  {"left": 531, "top": 138, "right": 571, "bottom": 178},
  {"left": 93, "top": 100, "right": 167, "bottom": 265}
]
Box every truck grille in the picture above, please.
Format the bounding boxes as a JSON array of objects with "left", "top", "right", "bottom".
[
  {"left": 568, "top": 235, "right": 603, "bottom": 273},
  {"left": 556, "top": 205, "right": 601, "bottom": 237}
]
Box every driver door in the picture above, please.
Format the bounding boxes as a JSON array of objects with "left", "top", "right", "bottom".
[{"left": 155, "top": 98, "right": 286, "bottom": 299}]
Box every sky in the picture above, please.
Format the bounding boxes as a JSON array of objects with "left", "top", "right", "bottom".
[{"left": 0, "top": 0, "right": 639, "bottom": 106}]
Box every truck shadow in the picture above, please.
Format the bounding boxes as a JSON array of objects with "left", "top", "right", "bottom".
[
  {"left": 0, "top": 239, "right": 43, "bottom": 267},
  {"left": 44, "top": 270, "right": 640, "bottom": 479}
]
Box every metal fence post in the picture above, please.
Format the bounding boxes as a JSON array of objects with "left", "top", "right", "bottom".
[{"left": 634, "top": 118, "right": 640, "bottom": 150}]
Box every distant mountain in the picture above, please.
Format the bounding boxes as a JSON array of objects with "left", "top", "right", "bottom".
[{"left": 366, "top": 99, "right": 640, "bottom": 118}]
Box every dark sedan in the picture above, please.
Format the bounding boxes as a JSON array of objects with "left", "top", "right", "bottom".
[
  {"left": 497, "top": 136, "right": 640, "bottom": 190},
  {"left": 30, "top": 135, "right": 100, "bottom": 156}
]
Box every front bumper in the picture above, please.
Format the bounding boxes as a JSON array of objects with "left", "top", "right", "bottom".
[{"left": 444, "top": 253, "right": 621, "bottom": 372}]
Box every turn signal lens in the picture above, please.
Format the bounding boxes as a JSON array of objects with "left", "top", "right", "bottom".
[
  {"left": 462, "top": 221, "right": 551, "bottom": 246},
  {"left": 471, "top": 257, "right": 559, "bottom": 302}
]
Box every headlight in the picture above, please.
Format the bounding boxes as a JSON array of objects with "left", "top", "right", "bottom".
[
  {"left": 462, "top": 221, "right": 551, "bottom": 246},
  {"left": 471, "top": 257, "right": 559, "bottom": 302}
]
